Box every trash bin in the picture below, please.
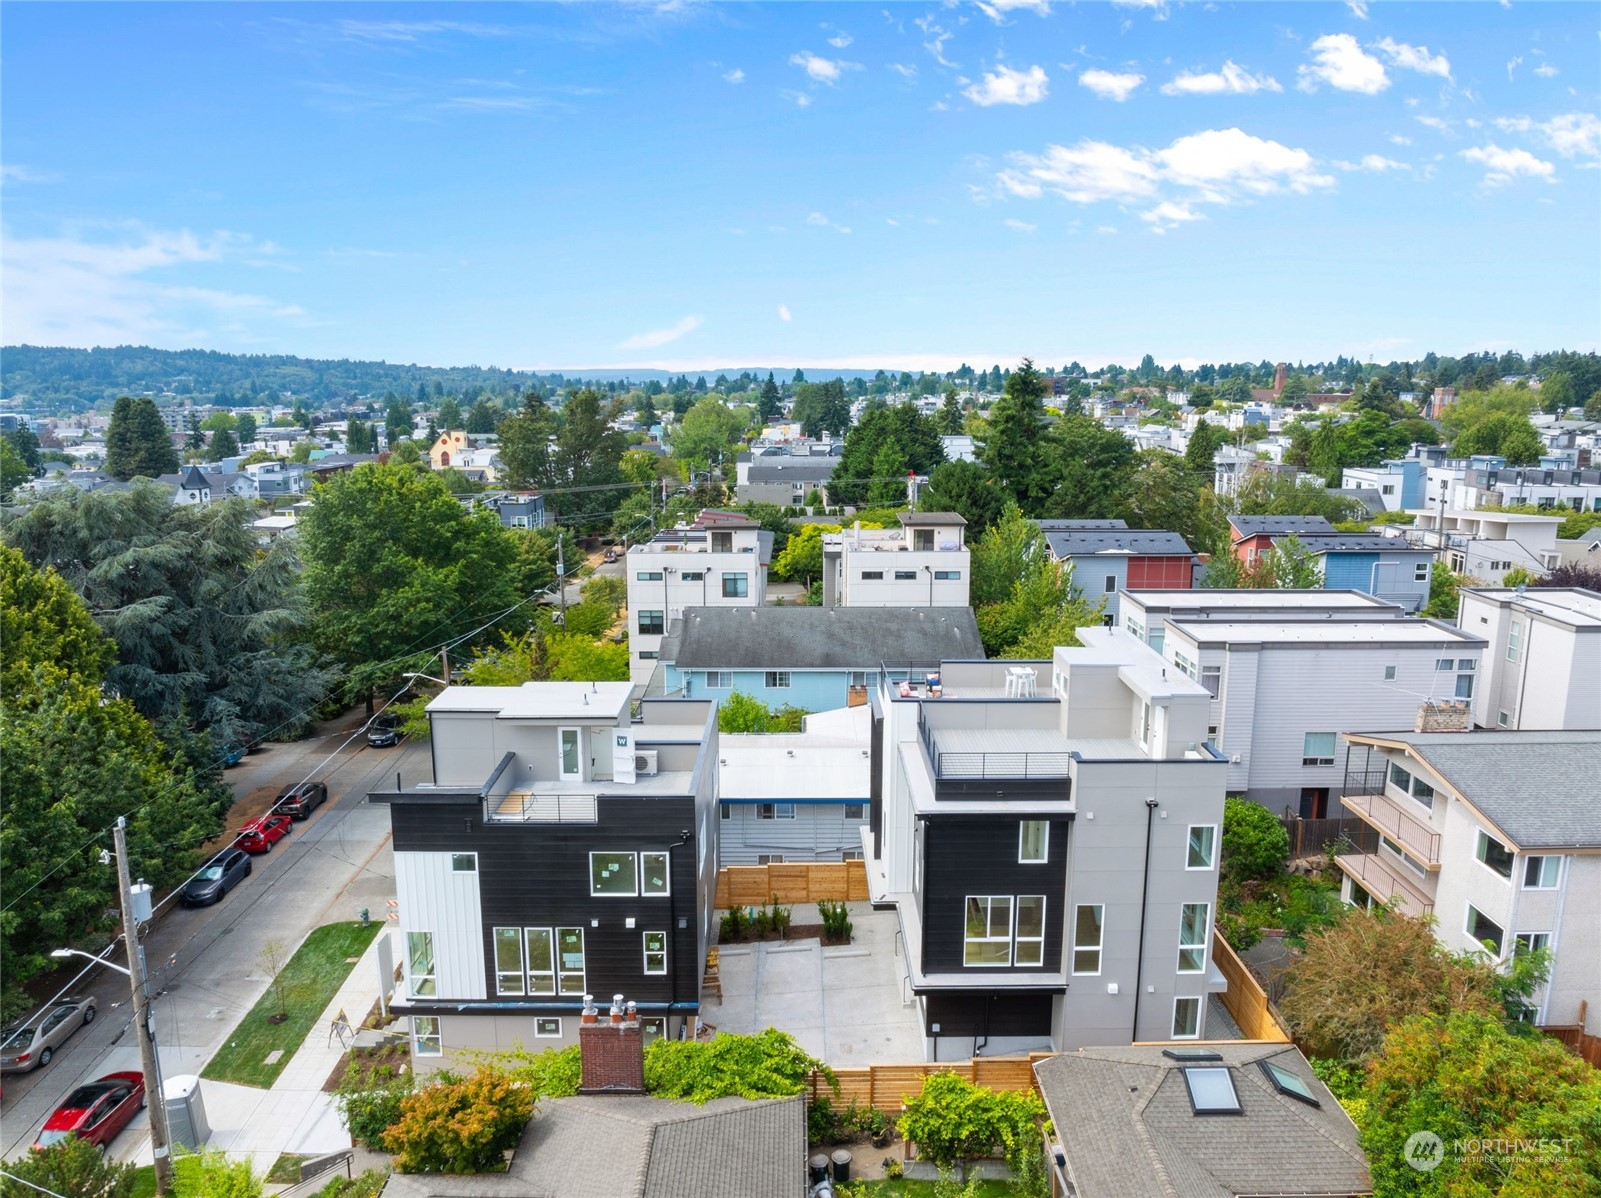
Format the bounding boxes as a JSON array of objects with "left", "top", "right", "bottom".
[
  {"left": 831, "top": 1149, "right": 852, "bottom": 1183},
  {"left": 162, "top": 1074, "right": 210, "bottom": 1151},
  {"left": 809, "top": 1154, "right": 831, "bottom": 1186}
]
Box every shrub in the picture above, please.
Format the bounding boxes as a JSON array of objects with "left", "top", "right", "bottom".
[
  {"left": 807, "top": 1094, "right": 850, "bottom": 1145},
  {"left": 1220, "top": 797, "right": 1289, "bottom": 883},
  {"left": 0, "top": 1135, "right": 136, "bottom": 1198},
  {"left": 335, "top": 1064, "right": 415, "bottom": 1150},
  {"left": 771, "top": 898, "right": 792, "bottom": 939},
  {"left": 719, "top": 905, "right": 748, "bottom": 942},
  {"left": 559, "top": 601, "right": 614, "bottom": 638},
  {"left": 819, "top": 901, "right": 853, "bottom": 943},
  {"left": 172, "top": 1150, "right": 262, "bottom": 1197},
  {"left": 382, "top": 1067, "right": 534, "bottom": 1174},
  {"left": 751, "top": 904, "right": 772, "bottom": 937},
  {"left": 312, "top": 1170, "right": 390, "bottom": 1198},
  {"left": 898, "top": 1073, "right": 1046, "bottom": 1178},
  {"left": 458, "top": 1043, "right": 581, "bottom": 1099},
  {"left": 644, "top": 1027, "right": 831, "bottom": 1104}
]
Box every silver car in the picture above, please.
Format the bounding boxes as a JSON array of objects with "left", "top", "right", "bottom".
[{"left": 0, "top": 996, "right": 97, "bottom": 1073}]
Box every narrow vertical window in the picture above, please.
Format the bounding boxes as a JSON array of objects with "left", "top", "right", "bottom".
[
  {"left": 1072, "top": 905, "right": 1103, "bottom": 975},
  {"left": 643, "top": 931, "right": 668, "bottom": 975},
  {"left": 556, "top": 927, "right": 586, "bottom": 995},
  {"left": 412, "top": 1015, "right": 442, "bottom": 1056},
  {"left": 1019, "top": 820, "right": 1048, "bottom": 864},
  {"left": 1186, "top": 825, "right": 1217, "bottom": 870},
  {"left": 493, "top": 927, "right": 524, "bottom": 995},
  {"left": 526, "top": 928, "right": 555, "bottom": 995},
  {"left": 1171, "top": 997, "right": 1201, "bottom": 1039},
  {"left": 1178, "top": 903, "right": 1209, "bottom": 973},
  {"left": 559, "top": 727, "right": 582, "bottom": 780},
  {"left": 407, "top": 931, "right": 437, "bottom": 998},
  {"left": 1014, "top": 897, "right": 1046, "bottom": 966}
]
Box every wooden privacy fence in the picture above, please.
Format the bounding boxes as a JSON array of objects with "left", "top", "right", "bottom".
[
  {"left": 715, "top": 861, "right": 869, "bottom": 908},
  {"left": 1212, "top": 930, "right": 1292, "bottom": 1043},
  {"left": 806, "top": 1055, "right": 1052, "bottom": 1113},
  {"left": 1541, "top": 1025, "right": 1601, "bottom": 1069}
]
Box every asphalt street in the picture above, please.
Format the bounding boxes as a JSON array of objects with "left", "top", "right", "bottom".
[{"left": 0, "top": 714, "right": 429, "bottom": 1160}]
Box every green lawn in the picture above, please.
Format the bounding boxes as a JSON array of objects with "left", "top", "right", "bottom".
[{"left": 201, "top": 921, "right": 382, "bottom": 1088}]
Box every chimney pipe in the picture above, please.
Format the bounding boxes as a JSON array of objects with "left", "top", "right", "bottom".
[
  {"left": 610, "top": 993, "right": 625, "bottom": 1025},
  {"left": 581, "top": 994, "right": 598, "bottom": 1024}
]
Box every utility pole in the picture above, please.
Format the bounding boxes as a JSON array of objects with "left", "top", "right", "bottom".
[
  {"left": 114, "top": 816, "right": 172, "bottom": 1195},
  {"left": 556, "top": 534, "right": 568, "bottom": 624}
]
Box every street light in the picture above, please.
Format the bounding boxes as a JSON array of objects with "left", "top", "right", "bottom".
[{"left": 50, "top": 948, "right": 128, "bottom": 976}]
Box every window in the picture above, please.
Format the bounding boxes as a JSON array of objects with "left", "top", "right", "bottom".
[
  {"left": 1182, "top": 1066, "right": 1242, "bottom": 1115},
  {"left": 844, "top": 803, "right": 865, "bottom": 820},
  {"left": 636, "top": 571, "right": 663, "bottom": 581},
  {"left": 1187, "top": 825, "right": 1217, "bottom": 870},
  {"left": 720, "top": 803, "right": 732, "bottom": 820},
  {"left": 848, "top": 671, "right": 870, "bottom": 687},
  {"left": 1148, "top": 629, "right": 1164, "bottom": 654},
  {"left": 1140, "top": 701, "right": 1153, "bottom": 747},
  {"left": 894, "top": 570, "right": 917, "bottom": 581},
  {"left": 1178, "top": 903, "right": 1209, "bottom": 973},
  {"left": 757, "top": 853, "right": 786, "bottom": 864},
  {"left": 412, "top": 1015, "right": 442, "bottom": 1057},
  {"left": 641, "top": 852, "right": 671, "bottom": 896},
  {"left": 722, "top": 574, "right": 749, "bottom": 598},
  {"left": 407, "top": 932, "right": 437, "bottom": 998},
  {"left": 1302, "top": 733, "right": 1336, "bottom": 767},
  {"left": 451, "top": 853, "right": 477, "bottom": 873},
  {"left": 1104, "top": 574, "right": 1118, "bottom": 593},
  {"left": 1384, "top": 665, "right": 1397, "bottom": 681},
  {"left": 643, "top": 931, "right": 668, "bottom": 975},
  {"left": 756, "top": 803, "right": 795, "bottom": 820},
  {"left": 1524, "top": 856, "right": 1562, "bottom": 889},
  {"left": 705, "top": 671, "right": 732, "bottom": 689},
  {"left": 638, "top": 650, "right": 658, "bottom": 660},
  {"left": 526, "top": 928, "right": 555, "bottom": 995},
  {"left": 1382, "top": 836, "right": 1428, "bottom": 877},
  {"left": 934, "top": 570, "right": 961, "bottom": 580},
  {"left": 1466, "top": 905, "right": 1504, "bottom": 954},
  {"left": 1260, "top": 1060, "right": 1321, "bottom": 1107},
  {"left": 964, "top": 896, "right": 1013, "bottom": 966},
  {"left": 1498, "top": 711, "right": 1511, "bottom": 728},
  {"left": 681, "top": 571, "right": 704, "bottom": 582},
  {"left": 1014, "top": 896, "right": 1046, "bottom": 966},
  {"left": 637, "top": 610, "right": 664, "bottom": 636},
  {"left": 765, "top": 670, "right": 791, "bottom": 689},
  {"left": 591, "top": 851, "right": 639, "bottom": 896},
  {"left": 1072, "top": 905, "right": 1103, "bottom": 974},
  {"left": 1515, "top": 932, "right": 1550, "bottom": 955},
  {"left": 1455, "top": 672, "right": 1474, "bottom": 699},
  {"left": 1172, "top": 651, "right": 1198, "bottom": 681},
  {"left": 494, "top": 927, "right": 524, "bottom": 995},
  {"left": 1389, "top": 762, "right": 1411, "bottom": 791},
  {"left": 1019, "top": 820, "right": 1048, "bottom": 864},
  {"left": 1475, "top": 831, "right": 1514, "bottom": 879},
  {"left": 1507, "top": 620, "right": 1522, "bottom": 661},
  {"left": 860, "top": 571, "right": 883, "bottom": 580},
  {"left": 641, "top": 1017, "right": 666, "bottom": 1041},
  {"left": 535, "top": 1018, "right": 562, "bottom": 1038},
  {"left": 556, "top": 927, "right": 586, "bottom": 994},
  {"left": 1200, "top": 666, "right": 1221, "bottom": 698},
  {"left": 559, "top": 727, "right": 582, "bottom": 780},
  {"left": 1409, "top": 776, "right": 1435, "bottom": 808},
  {"left": 1414, "top": 561, "right": 1430, "bottom": 581},
  {"left": 1125, "top": 616, "right": 1145, "bottom": 642},
  {"left": 1436, "top": 658, "right": 1454, "bottom": 671},
  {"left": 1172, "top": 996, "right": 1202, "bottom": 1039}
]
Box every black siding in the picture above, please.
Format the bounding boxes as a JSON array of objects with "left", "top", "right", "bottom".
[
  {"left": 924, "top": 992, "right": 1054, "bottom": 1039},
  {"left": 919, "top": 816, "right": 1069, "bottom": 974}
]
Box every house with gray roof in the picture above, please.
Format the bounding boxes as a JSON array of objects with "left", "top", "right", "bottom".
[
  {"left": 1039, "top": 521, "right": 1199, "bottom": 625},
  {"left": 734, "top": 452, "right": 837, "bottom": 508},
  {"left": 1033, "top": 1043, "right": 1371, "bottom": 1198},
  {"left": 1337, "top": 730, "right": 1601, "bottom": 1034}
]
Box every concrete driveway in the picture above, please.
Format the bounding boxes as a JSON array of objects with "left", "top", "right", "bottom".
[{"left": 701, "top": 904, "right": 923, "bottom": 1065}]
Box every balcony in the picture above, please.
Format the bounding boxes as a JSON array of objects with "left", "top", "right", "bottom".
[
  {"left": 1336, "top": 849, "right": 1436, "bottom": 918},
  {"left": 487, "top": 791, "right": 598, "bottom": 824},
  {"left": 1342, "top": 792, "right": 1441, "bottom": 866}
]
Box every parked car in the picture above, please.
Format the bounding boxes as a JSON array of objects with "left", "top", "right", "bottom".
[
  {"left": 34, "top": 1072, "right": 146, "bottom": 1149},
  {"left": 181, "top": 849, "right": 251, "bottom": 907},
  {"left": 0, "top": 997, "right": 97, "bottom": 1073},
  {"left": 603, "top": 547, "right": 618, "bottom": 563},
  {"left": 277, "top": 780, "right": 327, "bottom": 820},
  {"left": 237, "top": 813, "right": 294, "bottom": 854},
  {"left": 367, "top": 715, "right": 401, "bottom": 748}
]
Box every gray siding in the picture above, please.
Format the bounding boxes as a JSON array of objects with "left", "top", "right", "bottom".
[{"left": 718, "top": 802, "right": 868, "bottom": 865}]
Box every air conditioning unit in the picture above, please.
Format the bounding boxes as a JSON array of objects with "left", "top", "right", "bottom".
[{"left": 634, "top": 750, "right": 659, "bottom": 776}]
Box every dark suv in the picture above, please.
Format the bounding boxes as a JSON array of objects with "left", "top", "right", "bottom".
[
  {"left": 367, "top": 715, "right": 401, "bottom": 748},
  {"left": 181, "top": 849, "right": 251, "bottom": 906},
  {"left": 278, "top": 780, "right": 328, "bottom": 820}
]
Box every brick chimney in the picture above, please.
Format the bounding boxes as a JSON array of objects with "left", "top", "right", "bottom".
[
  {"left": 1416, "top": 700, "right": 1472, "bottom": 733},
  {"left": 578, "top": 993, "right": 645, "bottom": 1095},
  {"left": 1273, "top": 363, "right": 1288, "bottom": 397}
]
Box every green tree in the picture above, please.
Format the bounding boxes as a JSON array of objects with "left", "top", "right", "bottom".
[
  {"left": 1220, "top": 797, "right": 1289, "bottom": 883},
  {"left": 1362, "top": 1013, "right": 1601, "bottom": 1197},
  {"left": 1119, "top": 450, "right": 1222, "bottom": 551},
  {"left": 672, "top": 395, "right": 745, "bottom": 471},
  {"left": 982, "top": 556, "right": 1106, "bottom": 658},
  {"left": 969, "top": 501, "right": 1044, "bottom": 605},
  {"left": 1278, "top": 374, "right": 1311, "bottom": 406},
  {"left": 384, "top": 399, "right": 413, "bottom": 445},
  {"left": 104, "top": 395, "right": 180, "bottom": 480},
  {"left": 938, "top": 386, "right": 964, "bottom": 435},
  {"left": 0, "top": 1134, "right": 136, "bottom": 1198},
  {"left": 297, "top": 462, "right": 519, "bottom": 696},
  {"left": 0, "top": 438, "right": 32, "bottom": 499},
  {"left": 919, "top": 460, "right": 1005, "bottom": 532},
  {"left": 1419, "top": 562, "right": 1463, "bottom": 620},
  {"left": 234, "top": 411, "right": 258, "bottom": 445},
  {"left": 868, "top": 439, "right": 909, "bottom": 507},
  {"left": 345, "top": 419, "right": 373, "bottom": 454},
  {"left": 465, "top": 399, "right": 499, "bottom": 434},
  {"left": 1439, "top": 384, "right": 1535, "bottom": 438},
  {"left": 1036, "top": 414, "right": 1137, "bottom": 520},
  {"left": 1184, "top": 421, "right": 1225, "bottom": 476},
  {"left": 718, "top": 690, "right": 773, "bottom": 733},
  {"left": 832, "top": 404, "right": 945, "bottom": 507},
  {"left": 437, "top": 396, "right": 463, "bottom": 430},
  {"left": 772, "top": 523, "right": 842, "bottom": 586},
  {"left": 977, "top": 358, "right": 1049, "bottom": 509},
  {"left": 545, "top": 632, "right": 629, "bottom": 682},
  {"left": 897, "top": 1073, "right": 1047, "bottom": 1180},
  {"left": 1585, "top": 389, "right": 1601, "bottom": 421},
  {"left": 2, "top": 421, "right": 43, "bottom": 471},
  {"left": 791, "top": 379, "right": 850, "bottom": 439},
  {"left": 757, "top": 372, "right": 783, "bottom": 423},
  {"left": 1256, "top": 535, "right": 1325, "bottom": 588},
  {"left": 207, "top": 427, "right": 240, "bottom": 460},
  {"left": 1452, "top": 412, "right": 1544, "bottom": 464},
  {"left": 1233, "top": 474, "right": 1365, "bottom": 523}
]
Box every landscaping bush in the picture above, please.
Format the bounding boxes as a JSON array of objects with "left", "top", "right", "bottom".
[
  {"left": 312, "top": 1170, "right": 390, "bottom": 1198},
  {"left": 335, "top": 1063, "right": 416, "bottom": 1150},
  {"left": 172, "top": 1151, "right": 262, "bottom": 1198},
  {"left": 644, "top": 1027, "right": 830, "bottom": 1104},
  {"left": 897, "top": 1072, "right": 1046, "bottom": 1179},
  {"left": 0, "top": 1135, "right": 135, "bottom": 1198},
  {"left": 382, "top": 1067, "right": 534, "bottom": 1174},
  {"left": 1220, "top": 797, "right": 1289, "bottom": 883},
  {"left": 719, "top": 905, "right": 749, "bottom": 942},
  {"left": 819, "top": 900, "right": 852, "bottom": 943}
]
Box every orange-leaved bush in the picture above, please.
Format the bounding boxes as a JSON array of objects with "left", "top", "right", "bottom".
[{"left": 382, "top": 1067, "right": 534, "bottom": 1174}]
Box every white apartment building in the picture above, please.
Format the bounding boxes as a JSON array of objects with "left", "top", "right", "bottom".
[
  {"left": 1457, "top": 588, "right": 1601, "bottom": 731},
  {"left": 1338, "top": 731, "right": 1601, "bottom": 1034},
  {"left": 1155, "top": 614, "right": 1487, "bottom": 818},
  {"left": 625, "top": 513, "right": 772, "bottom": 690},
  {"left": 822, "top": 511, "right": 970, "bottom": 608},
  {"left": 1396, "top": 509, "right": 1565, "bottom": 584},
  {"left": 1120, "top": 589, "right": 1403, "bottom": 658}
]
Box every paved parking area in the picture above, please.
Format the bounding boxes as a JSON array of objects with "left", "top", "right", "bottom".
[{"left": 701, "top": 903, "right": 923, "bottom": 1064}]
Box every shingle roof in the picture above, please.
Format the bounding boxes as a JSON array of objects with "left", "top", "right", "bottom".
[
  {"left": 381, "top": 1095, "right": 805, "bottom": 1198},
  {"left": 1352, "top": 731, "right": 1601, "bottom": 849},
  {"left": 745, "top": 458, "right": 836, "bottom": 482},
  {"left": 1229, "top": 515, "right": 1336, "bottom": 539},
  {"left": 1037, "top": 519, "right": 1129, "bottom": 531},
  {"left": 1043, "top": 529, "right": 1197, "bottom": 559},
  {"left": 1288, "top": 533, "right": 1421, "bottom": 553},
  {"left": 1034, "top": 1044, "right": 1371, "bottom": 1198},
  {"left": 669, "top": 606, "right": 984, "bottom": 669}
]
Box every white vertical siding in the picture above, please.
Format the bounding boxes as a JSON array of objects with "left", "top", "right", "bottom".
[{"left": 395, "top": 851, "right": 486, "bottom": 1001}]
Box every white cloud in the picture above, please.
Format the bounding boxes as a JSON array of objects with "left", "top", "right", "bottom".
[
  {"left": 1506, "top": 55, "right": 1523, "bottom": 82},
  {"left": 827, "top": 32, "right": 853, "bottom": 49},
  {"left": 965, "top": 64, "right": 1051, "bottom": 107},
  {"left": 1004, "top": 218, "right": 1038, "bottom": 233},
  {"left": 1460, "top": 144, "right": 1556, "bottom": 185},
  {"left": 620, "top": 315, "right": 702, "bottom": 350},
  {"left": 723, "top": 68, "right": 745, "bottom": 84},
  {"left": 1, "top": 163, "right": 57, "bottom": 184},
  {"left": 1373, "top": 37, "right": 1452, "bottom": 80},
  {"left": 1534, "top": 63, "right": 1559, "bottom": 78},
  {"left": 1389, "top": 134, "right": 1413, "bottom": 145},
  {"left": 1095, "top": 225, "right": 1118, "bottom": 234},
  {"left": 805, "top": 212, "right": 852, "bottom": 233},
  {"left": 915, "top": 16, "right": 956, "bottom": 68},
  {"left": 1160, "top": 60, "right": 1281, "bottom": 96},
  {"left": 777, "top": 304, "right": 792, "bottom": 322},
  {"left": 1334, "top": 154, "right": 1410, "bottom": 171},
  {"left": 1493, "top": 112, "right": 1601, "bottom": 161},
  {"left": 1346, "top": 0, "right": 1369, "bottom": 18},
  {"left": 997, "top": 127, "right": 1333, "bottom": 233},
  {"left": 790, "top": 52, "right": 857, "bottom": 85},
  {"left": 977, "top": 0, "right": 1051, "bottom": 21},
  {"left": 1415, "top": 115, "right": 1453, "bottom": 134},
  {"left": 781, "top": 89, "right": 814, "bottom": 108},
  {"left": 889, "top": 63, "right": 918, "bottom": 79},
  {"left": 1078, "top": 69, "right": 1144, "bottom": 102},
  {"left": 1297, "top": 34, "right": 1389, "bottom": 94}
]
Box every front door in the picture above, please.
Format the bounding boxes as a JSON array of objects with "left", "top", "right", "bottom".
[
  {"left": 1299, "top": 788, "right": 1329, "bottom": 820},
  {"left": 558, "top": 727, "right": 582, "bottom": 781}
]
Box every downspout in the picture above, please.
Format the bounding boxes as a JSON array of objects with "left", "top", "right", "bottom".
[{"left": 1131, "top": 797, "right": 1159, "bottom": 1042}]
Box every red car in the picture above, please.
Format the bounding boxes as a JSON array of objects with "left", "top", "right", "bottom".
[
  {"left": 237, "top": 813, "right": 293, "bottom": 854},
  {"left": 34, "top": 1071, "right": 146, "bottom": 1150}
]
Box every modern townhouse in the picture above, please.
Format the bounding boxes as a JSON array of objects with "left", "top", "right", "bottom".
[
  {"left": 1228, "top": 516, "right": 1435, "bottom": 610},
  {"left": 868, "top": 631, "right": 1230, "bottom": 1057},
  {"left": 1154, "top": 614, "right": 1487, "bottom": 818},
  {"left": 822, "top": 512, "right": 970, "bottom": 608},
  {"left": 1395, "top": 509, "right": 1565, "bottom": 584},
  {"left": 1457, "top": 587, "right": 1601, "bottom": 730},
  {"left": 1457, "top": 460, "right": 1601, "bottom": 513},
  {"left": 1120, "top": 588, "right": 1403, "bottom": 658},
  {"left": 369, "top": 683, "right": 720, "bottom": 1072},
  {"left": 1228, "top": 515, "right": 1343, "bottom": 564},
  {"left": 1038, "top": 519, "right": 1199, "bottom": 626},
  {"left": 1337, "top": 731, "right": 1601, "bottom": 1034},
  {"left": 625, "top": 512, "right": 772, "bottom": 690},
  {"left": 1340, "top": 456, "right": 1428, "bottom": 513},
  {"left": 733, "top": 452, "right": 837, "bottom": 508},
  {"left": 717, "top": 705, "right": 871, "bottom": 866},
  {"left": 656, "top": 604, "right": 983, "bottom": 711}
]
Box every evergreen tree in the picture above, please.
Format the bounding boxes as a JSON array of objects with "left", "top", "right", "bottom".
[
  {"left": 437, "top": 396, "right": 463, "bottom": 430},
  {"left": 385, "top": 399, "right": 414, "bottom": 445},
  {"left": 104, "top": 396, "right": 180, "bottom": 480},
  {"left": 1184, "top": 420, "right": 1224, "bottom": 476},
  {"left": 206, "top": 427, "right": 240, "bottom": 461},
  {"left": 938, "top": 386, "right": 964, "bottom": 435},
  {"left": 976, "top": 358, "right": 1049, "bottom": 509},
  {"left": 919, "top": 459, "right": 1004, "bottom": 531},
  {"left": 465, "top": 400, "right": 499, "bottom": 435},
  {"left": 868, "top": 440, "right": 909, "bottom": 507},
  {"left": 235, "top": 411, "right": 258, "bottom": 446},
  {"left": 758, "top": 373, "right": 783, "bottom": 423}
]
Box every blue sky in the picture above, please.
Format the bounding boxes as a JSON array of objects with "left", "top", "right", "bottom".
[{"left": 2, "top": 2, "right": 1597, "bottom": 372}]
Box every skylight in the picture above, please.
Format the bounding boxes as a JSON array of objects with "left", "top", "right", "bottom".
[
  {"left": 1182, "top": 1066, "right": 1242, "bottom": 1115},
  {"left": 1162, "top": 1048, "right": 1222, "bottom": 1062},
  {"left": 1260, "top": 1060, "right": 1321, "bottom": 1107}
]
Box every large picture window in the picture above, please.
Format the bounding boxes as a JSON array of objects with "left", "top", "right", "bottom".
[
  {"left": 557, "top": 927, "right": 586, "bottom": 995},
  {"left": 964, "top": 896, "right": 1013, "bottom": 966},
  {"left": 526, "top": 928, "right": 555, "bottom": 995},
  {"left": 1178, "top": 903, "right": 1209, "bottom": 973},
  {"left": 1465, "top": 905, "right": 1504, "bottom": 955},
  {"left": 591, "top": 852, "right": 639, "bottom": 896},
  {"left": 1072, "top": 905, "right": 1103, "bottom": 975},
  {"left": 1475, "top": 831, "right": 1514, "bottom": 879},
  {"left": 494, "top": 927, "right": 524, "bottom": 995},
  {"left": 407, "top": 931, "right": 437, "bottom": 998},
  {"left": 641, "top": 852, "right": 671, "bottom": 896}
]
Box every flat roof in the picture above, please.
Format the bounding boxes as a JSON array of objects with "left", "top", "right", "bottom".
[
  {"left": 427, "top": 681, "right": 634, "bottom": 720},
  {"left": 1125, "top": 589, "right": 1398, "bottom": 613},
  {"left": 898, "top": 510, "right": 967, "bottom": 526},
  {"left": 1168, "top": 618, "right": 1485, "bottom": 647},
  {"left": 1462, "top": 587, "right": 1601, "bottom": 629}
]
